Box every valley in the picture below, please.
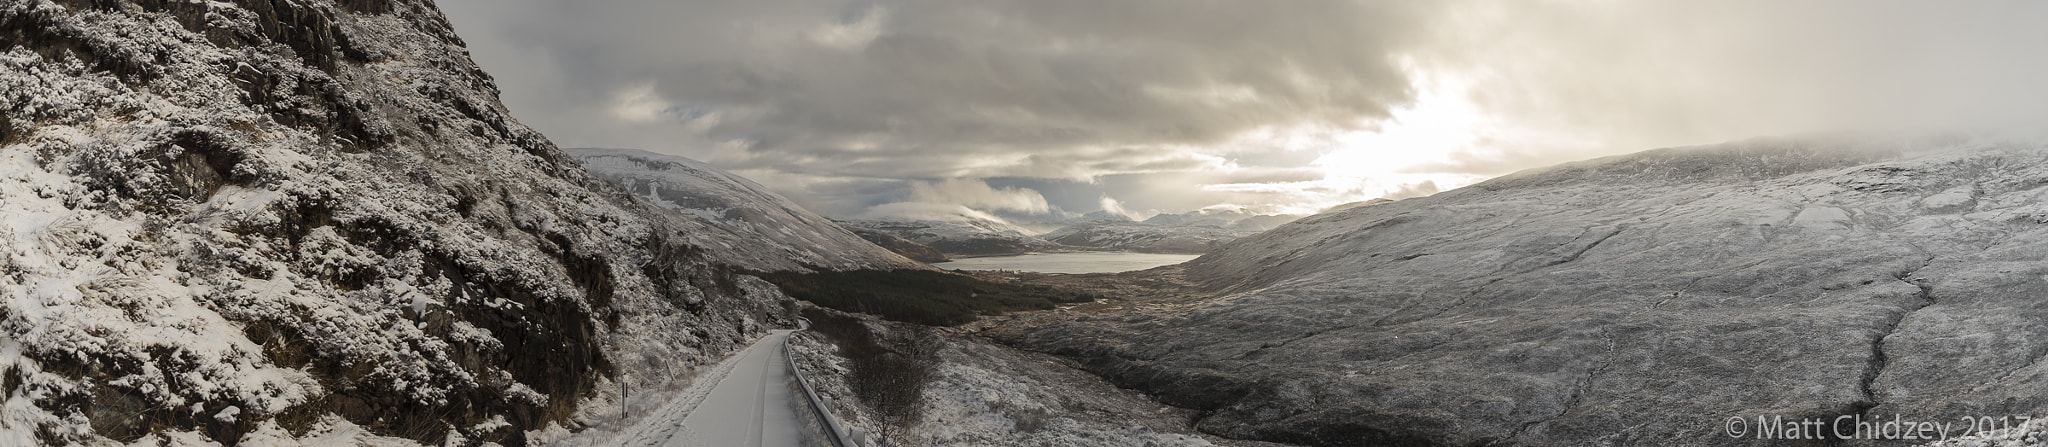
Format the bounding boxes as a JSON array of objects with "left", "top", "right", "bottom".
[{"left": 7, "top": 0, "right": 2048, "bottom": 446}]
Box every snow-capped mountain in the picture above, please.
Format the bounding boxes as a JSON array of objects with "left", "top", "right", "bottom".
[
  {"left": 1140, "top": 208, "right": 1303, "bottom": 231},
  {"left": 1040, "top": 221, "right": 1252, "bottom": 254},
  {"left": 1001, "top": 137, "right": 2048, "bottom": 446},
  {"left": 837, "top": 217, "right": 1065, "bottom": 257},
  {"left": 843, "top": 227, "right": 950, "bottom": 263},
  {"left": 567, "top": 148, "right": 921, "bottom": 271},
  {"left": 842, "top": 208, "right": 1306, "bottom": 257},
  {"left": 1041, "top": 209, "right": 1302, "bottom": 254},
  {"left": 0, "top": 1, "right": 833, "bottom": 444}
]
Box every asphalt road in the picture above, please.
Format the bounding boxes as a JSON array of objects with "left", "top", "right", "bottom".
[{"left": 612, "top": 329, "right": 808, "bottom": 447}]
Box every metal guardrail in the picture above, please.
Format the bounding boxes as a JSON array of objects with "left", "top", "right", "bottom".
[{"left": 788, "top": 318, "right": 863, "bottom": 447}]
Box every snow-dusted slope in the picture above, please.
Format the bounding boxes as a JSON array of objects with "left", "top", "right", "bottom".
[
  {"left": 1003, "top": 137, "right": 2048, "bottom": 446},
  {"left": 838, "top": 218, "right": 1065, "bottom": 256},
  {"left": 568, "top": 148, "right": 920, "bottom": 271},
  {"left": 0, "top": 1, "right": 790, "bottom": 445}
]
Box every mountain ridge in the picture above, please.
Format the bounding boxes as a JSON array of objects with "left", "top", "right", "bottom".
[
  {"left": 995, "top": 136, "right": 2048, "bottom": 446},
  {"left": 566, "top": 147, "right": 924, "bottom": 271}
]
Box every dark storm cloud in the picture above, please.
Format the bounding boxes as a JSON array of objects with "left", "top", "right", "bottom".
[
  {"left": 440, "top": 0, "right": 1427, "bottom": 181},
  {"left": 440, "top": 0, "right": 2048, "bottom": 219}
]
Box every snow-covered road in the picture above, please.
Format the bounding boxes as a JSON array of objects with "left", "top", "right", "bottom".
[{"left": 608, "top": 329, "right": 809, "bottom": 447}]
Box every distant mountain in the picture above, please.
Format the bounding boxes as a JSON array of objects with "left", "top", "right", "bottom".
[
  {"left": 1041, "top": 221, "right": 1251, "bottom": 253},
  {"left": 1139, "top": 208, "right": 1301, "bottom": 229},
  {"left": 568, "top": 148, "right": 921, "bottom": 271},
  {"left": 837, "top": 217, "right": 1065, "bottom": 257},
  {"left": 1002, "top": 137, "right": 2048, "bottom": 446},
  {"left": 844, "top": 227, "right": 951, "bottom": 263},
  {"left": 1042, "top": 209, "right": 1303, "bottom": 254},
  {"left": 843, "top": 207, "right": 1306, "bottom": 257}
]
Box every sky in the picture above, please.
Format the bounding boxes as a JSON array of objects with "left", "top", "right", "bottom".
[{"left": 437, "top": 0, "right": 2048, "bottom": 222}]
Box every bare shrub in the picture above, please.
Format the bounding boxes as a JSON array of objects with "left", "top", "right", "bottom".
[{"left": 801, "top": 309, "right": 938, "bottom": 439}]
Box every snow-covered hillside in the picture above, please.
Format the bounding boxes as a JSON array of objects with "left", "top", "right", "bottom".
[
  {"left": 1001, "top": 137, "right": 2048, "bottom": 446},
  {"left": 0, "top": 1, "right": 810, "bottom": 445},
  {"left": 567, "top": 148, "right": 920, "bottom": 271}
]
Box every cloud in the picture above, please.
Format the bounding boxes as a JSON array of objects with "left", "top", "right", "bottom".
[
  {"left": 437, "top": 0, "right": 1428, "bottom": 181},
  {"left": 608, "top": 83, "right": 677, "bottom": 123},
  {"left": 858, "top": 202, "right": 1007, "bottom": 223},
  {"left": 1097, "top": 195, "right": 1145, "bottom": 221},
  {"left": 905, "top": 179, "right": 1051, "bottom": 214},
  {"left": 1382, "top": 180, "right": 1440, "bottom": 200},
  {"left": 440, "top": 0, "right": 2048, "bottom": 219},
  {"left": 1407, "top": 0, "right": 2048, "bottom": 173}
]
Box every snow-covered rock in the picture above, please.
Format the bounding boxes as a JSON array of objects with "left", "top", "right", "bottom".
[
  {"left": 0, "top": 1, "right": 793, "bottom": 445},
  {"left": 567, "top": 148, "right": 921, "bottom": 271},
  {"left": 1000, "top": 137, "right": 2048, "bottom": 446}
]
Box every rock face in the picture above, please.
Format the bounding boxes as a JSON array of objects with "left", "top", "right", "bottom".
[
  {"left": 567, "top": 148, "right": 922, "bottom": 271},
  {"left": 838, "top": 218, "right": 1064, "bottom": 257},
  {"left": 1000, "top": 138, "right": 2048, "bottom": 446},
  {"left": 0, "top": 1, "right": 821, "bottom": 444}
]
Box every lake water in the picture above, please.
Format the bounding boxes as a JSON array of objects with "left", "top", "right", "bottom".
[{"left": 932, "top": 252, "right": 1201, "bottom": 274}]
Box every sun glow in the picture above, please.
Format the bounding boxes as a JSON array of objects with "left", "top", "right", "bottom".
[
  {"left": 1312, "top": 71, "right": 1499, "bottom": 191},
  {"left": 1204, "top": 69, "right": 1512, "bottom": 214}
]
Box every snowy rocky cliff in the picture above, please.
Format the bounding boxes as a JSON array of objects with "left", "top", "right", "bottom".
[
  {"left": 0, "top": 0, "right": 826, "bottom": 444},
  {"left": 999, "top": 138, "right": 2048, "bottom": 446},
  {"left": 566, "top": 148, "right": 922, "bottom": 272}
]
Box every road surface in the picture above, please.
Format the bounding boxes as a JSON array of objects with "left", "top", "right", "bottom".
[{"left": 611, "top": 329, "right": 810, "bottom": 447}]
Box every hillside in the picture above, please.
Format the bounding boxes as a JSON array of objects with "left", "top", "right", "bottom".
[
  {"left": 997, "top": 137, "right": 2048, "bottom": 446},
  {"left": 567, "top": 147, "right": 921, "bottom": 271},
  {"left": 0, "top": 1, "right": 835, "bottom": 444}
]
